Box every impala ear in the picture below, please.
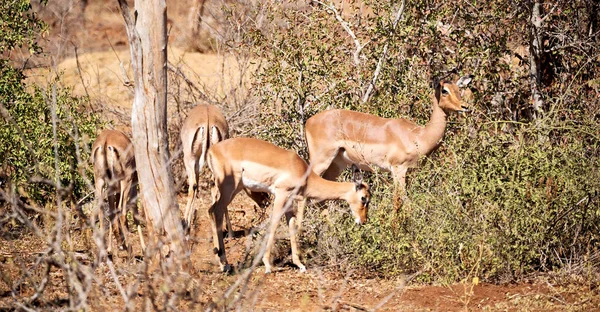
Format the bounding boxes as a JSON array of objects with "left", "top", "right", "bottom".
[
  {"left": 351, "top": 164, "right": 363, "bottom": 185},
  {"left": 456, "top": 75, "right": 473, "bottom": 88},
  {"left": 430, "top": 77, "right": 442, "bottom": 90}
]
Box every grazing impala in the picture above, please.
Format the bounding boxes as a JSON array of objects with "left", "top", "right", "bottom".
[
  {"left": 305, "top": 75, "right": 472, "bottom": 200},
  {"left": 180, "top": 104, "right": 229, "bottom": 233},
  {"left": 92, "top": 129, "right": 144, "bottom": 258},
  {"left": 206, "top": 138, "right": 370, "bottom": 273}
]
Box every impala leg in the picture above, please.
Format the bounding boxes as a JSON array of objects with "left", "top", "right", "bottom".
[
  {"left": 119, "top": 177, "right": 133, "bottom": 258},
  {"left": 224, "top": 207, "right": 233, "bottom": 239},
  {"left": 285, "top": 207, "right": 306, "bottom": 272},
  {"left": 296, "top": 198, "right": 306, "bottom": 235},
  {"left": 183, "top": 157, "right": 198, "bottom": 233},
  {"left": 322, "top": 154, "right": 347, "bottom": 181},
  {"left": 94, "top": 177, "right": 107, "bottom": 262},
  {"left": 208, "top": 180, "right": 237, "bottom": 272},
  {"left": 391, "top": 166, "right": 408, "bottom": 210},
  {"left": 209, "top": 199, "right": 229, "bottom": 272},
  {"left": 263, "top": 194, "right": 287, "bottom": 274},
  {"left": 127, "top": 176, "right": 145, "bottom": 252},
  {"left": 107, "top": 189, "right": 118, "bottom": 256},
  {"left": 309, "top": 148, "right": 339, "bottom": 178}
]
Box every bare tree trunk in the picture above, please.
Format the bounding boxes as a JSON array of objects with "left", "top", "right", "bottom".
[
  {"left": 529, "top": 0, "right": 545, "bottom": 119},
  {"left": 116, "top": 0, "right": 186, "bottom": 261}
]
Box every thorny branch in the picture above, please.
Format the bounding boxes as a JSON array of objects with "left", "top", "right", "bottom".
[
  {"left": 362, "top": 0, "right": 406, "bottom": 104},
  {"left": 314, "top": 0, "right": 366, "bottom": 66}
]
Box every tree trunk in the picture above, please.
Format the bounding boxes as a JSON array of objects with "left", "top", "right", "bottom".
[
  {"left": 116, "top": 0, "right": 186, "bottom": 261},
  {"left": 529, "top": 0, "right": 544, "bottom": 119}
]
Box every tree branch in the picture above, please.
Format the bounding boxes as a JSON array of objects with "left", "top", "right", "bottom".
[
  {"left": 361, "top": 0, "right": 406, "bottom": 104},
  {"left": 315, "top": 0, "right": 365, "bottom": 65}
]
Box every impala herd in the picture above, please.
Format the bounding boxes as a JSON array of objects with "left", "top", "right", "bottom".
[{"left": 92, "top": 75, "right": 472, "bottom": 273}]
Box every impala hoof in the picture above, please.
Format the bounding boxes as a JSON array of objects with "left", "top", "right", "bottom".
[{"left": 221, "top": 264, "right": 233, "bottom": 274}]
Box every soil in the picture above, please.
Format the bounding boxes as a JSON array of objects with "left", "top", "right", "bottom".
[{"left": 2, "top": 0, "right": 599, "bottom": 311}]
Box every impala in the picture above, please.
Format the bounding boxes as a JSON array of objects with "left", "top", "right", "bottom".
[
  {"left": 206, "top": 137, "right": 370, "bottom": 273},
  {"left": 305, "top": 75, "right": 472, "bottom": 201},
  {"left": 180, "top": 104, "right": 230, "bottom": 234},
  {"left": 92, "top": 129, "right": 144, "bottom": 258}
]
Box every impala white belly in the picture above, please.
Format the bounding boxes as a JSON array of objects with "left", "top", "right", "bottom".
[
  {"left": 242, "top": 175, "right": 274, "bottom": 193},
  {"left": 340, "top": 143, "right": 393, "bottom": 172}
]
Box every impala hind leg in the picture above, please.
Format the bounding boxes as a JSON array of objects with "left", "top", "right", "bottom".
[
  {"left": 183, "top": 156, "right": 199, "bottom": 233},
  {"left": 126, "top": 178, "right": 145, "bottom": 252},
  {"left": 118, "top": 178, "right": 134, "bottom": 259},
  {"left": 94, "top": 178, "right": 108, "bottom": 262},
  {"left": 106, "top": 190, "right": 119, "bottom": 256},
  {"left": 208, "top": 179, "right": 239, "bottom": 272}
]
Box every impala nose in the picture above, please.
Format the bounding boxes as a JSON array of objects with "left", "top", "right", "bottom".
[{"left": 460, "top": 104, "right": 470, "bottom": 112}]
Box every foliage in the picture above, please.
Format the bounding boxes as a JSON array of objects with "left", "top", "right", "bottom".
[
  {"left": 0, "top": 0, "right": 100, "bottom": 204},
  {"left": 311, "top": 116, "right": 599, "bottom": 283},
  {"left": 243, "top": 0, "right": 600, "bottom": 283},
  {"left": 0, "top": 0, "right": 48, "bottom": 55}
]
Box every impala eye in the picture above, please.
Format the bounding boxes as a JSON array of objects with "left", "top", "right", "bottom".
[
  {"left": 361, "top": 196, "right": 369, "bottom": 205},
  {"left": 442, "top": 87, "right": 450, "bottom": 95}
]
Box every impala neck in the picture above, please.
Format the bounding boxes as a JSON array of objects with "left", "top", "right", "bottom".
[
  {"left": 305, "top": 173, "right": 353, "bottom": 201},
  {"left": 418, "top": 93, "right": 449, "bottom": 155}
]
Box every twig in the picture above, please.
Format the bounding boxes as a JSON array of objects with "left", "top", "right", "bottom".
[
  {"left": 167, "top": 62, "right": 216, "bottom": 105},
  {"left": 361, "top": 0, "right": 406, "bottom": 104},
  {"left": 314, "top": 0, "right": 365, "bottom": 65},
  {"left": 73, "top": 44, "right": 93, "bottom": 111}
]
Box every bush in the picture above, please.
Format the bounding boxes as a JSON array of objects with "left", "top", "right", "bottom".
[
  {"left": 0, "top": 0, "right": 101, "bottom": 206},
  {"left": 1, "top": 73, "right": 101, "bottom": 204}
]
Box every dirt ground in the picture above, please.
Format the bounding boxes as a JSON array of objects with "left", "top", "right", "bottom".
[
  {"left": 2, "top": 0, "right": 600, "bottom": 310},
  {"left": 2, "top": 193, "right": 598, "bottom": 311}
]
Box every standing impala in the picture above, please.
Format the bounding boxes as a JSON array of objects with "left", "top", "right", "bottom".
[
  {"left": 92, "top": 129, "right": 144, "bottom": 258},
  {"left": 206, "top": 138, "right": 370, "bottom": 273},
  {"left": 305, "top": 75, "right": 472, "bottom": 201},
  {"left": 180, "top": 104, "right": 230, "bottom": 233}
]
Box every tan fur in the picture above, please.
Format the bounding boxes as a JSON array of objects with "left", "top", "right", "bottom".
[
  {"left": 305, "top": 76, "right": 472, "bottom": 196},
  {"left": 180, "top": 104, "right": 229, "bottom": 233},
  {"left": 92, "top": 129, "right": 144, "bottom": 259},
  {"left": 206, "top": 138, "right": 370, "bottom": 273}
]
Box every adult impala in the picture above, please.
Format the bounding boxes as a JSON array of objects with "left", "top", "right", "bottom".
[
  {"left": 206, "top": 138, "right": 370, "bottom": 273},
  {"left": 305, "top": 75, "right": 472, "bottom": 200},
  {"left": 92, "top": 129, "right": 144, "bottom": 258},
  {"left": 180, "top": 104, "right": 229, "bottom": 233}
]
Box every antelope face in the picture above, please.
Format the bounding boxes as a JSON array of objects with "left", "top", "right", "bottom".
[
  {"left": 437, "top": 75, "right": 472, "bottom": 113},
  {"left": 350, "top": 183, "right": 370, "bottom": 225}
]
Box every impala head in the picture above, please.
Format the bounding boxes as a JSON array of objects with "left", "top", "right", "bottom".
[
  {"left": 348, "top": 165, "right": 370, "bottom": 225},
  {"left": 433, "top": 75, "right": 472, "bottom": 113}
]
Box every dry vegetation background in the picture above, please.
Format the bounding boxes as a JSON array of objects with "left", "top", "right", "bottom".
[{"left": 1, "top": 0, "right": 599, "bottom": 311}]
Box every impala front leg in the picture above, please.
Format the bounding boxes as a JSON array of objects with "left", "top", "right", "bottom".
[
  {"left": 262, "top": 195, "right": 288, "bottom": 273},
  {"left": 285, "top": 209, "right": 306, "bottom": 272},
  {"left": 391, "top": 165, "right": 408, "bottom": 210}
]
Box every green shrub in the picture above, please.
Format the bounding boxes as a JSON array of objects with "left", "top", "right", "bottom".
[
  {"left": 301, "top": 117, "right": 599, "bottom": 283},
  {"left": 0, "top": 0, "right": 101, "bottom": 205},
  {"left": 1, "top": 74, "right": 101, "bottom": 203}
]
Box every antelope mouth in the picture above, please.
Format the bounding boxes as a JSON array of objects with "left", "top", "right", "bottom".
[{"left": 459, "top": 105, "right": 470, "bottom": 113}]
